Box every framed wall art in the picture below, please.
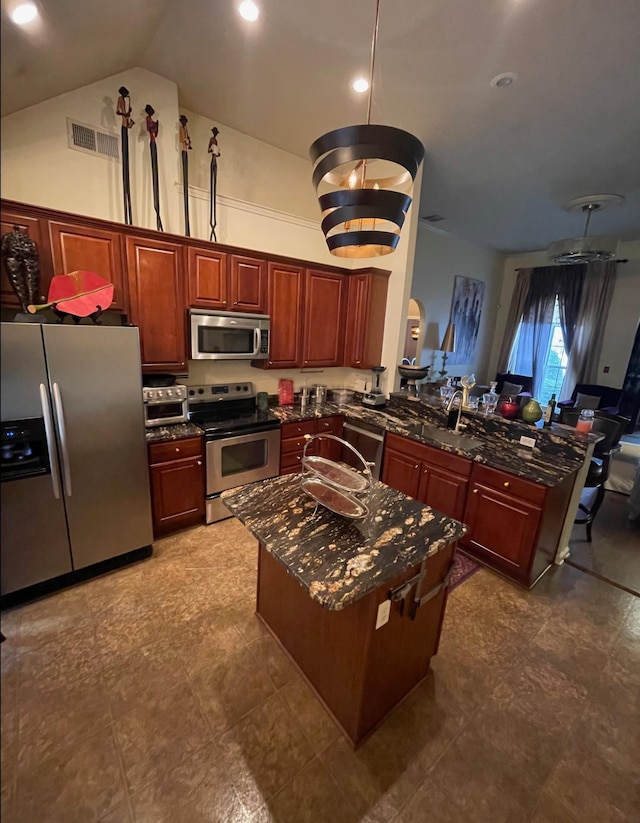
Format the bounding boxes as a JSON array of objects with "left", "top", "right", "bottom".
[{"left": 447, "top": 275, "right": 485, "bottom": 366}]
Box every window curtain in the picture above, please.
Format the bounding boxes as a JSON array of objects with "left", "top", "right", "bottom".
[
  {"left": 522, "top": 268, "right": 558, "bottom": 397},
  {"left": 560, "top": 261, "right": 617, "bottom": 399},
  {"left": 496, "top": 268, "right": 531, "bottom": 372},
  {"left": 556, "top": 264, "right": 586, "bottom": 354}
]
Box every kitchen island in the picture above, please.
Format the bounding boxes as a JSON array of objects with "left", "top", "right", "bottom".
[{"left": 222, "top": 473, "right": 467, "bottom": 748}]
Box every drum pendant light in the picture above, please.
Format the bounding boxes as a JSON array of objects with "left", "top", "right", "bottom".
[{"left": 309, "top": 0, "right": 425, "bottom": 258}]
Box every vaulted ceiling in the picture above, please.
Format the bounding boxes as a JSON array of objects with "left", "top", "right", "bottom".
[{"left": 2, "top": 0, "right": 640, "bottom": 252}]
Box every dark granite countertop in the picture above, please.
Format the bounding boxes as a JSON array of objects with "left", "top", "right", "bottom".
[
  {"left": 222, "top": 473, "right": 467, "bottom": 611},
  {"left": 271, "top": 395, "right": 594, "bottom": 487},
  {"left": 145, "top": 422, "right": 203, "bottom": 443}
]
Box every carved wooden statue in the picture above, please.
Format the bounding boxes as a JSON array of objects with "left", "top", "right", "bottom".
[
  {"left": 145, "top": 104, "right": 163, "bottom": 231},
  {"left": 116, "top": 86, "right": 134, "bottom": 224},
  {"left": 208, "top": 126, "right": 220, "bottom": 241},
  {"left": 179, "top": 114, "right": 192, "bottom": 236},
  {"left": 1, "top": 226, "right": 42, "bottom": 313}
]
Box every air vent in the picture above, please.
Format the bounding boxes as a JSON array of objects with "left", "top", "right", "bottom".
[
  {"left": 421, "top": 213, "right": 446, "bottom": 223},
  {"left": 67, "top": 118, "right": 120, "bottom": 162}
]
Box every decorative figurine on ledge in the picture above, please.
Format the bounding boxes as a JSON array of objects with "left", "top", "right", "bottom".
[
  {"left": 179, "top": 114, "right": 192, "bottom": 237},
  {"left": 116, "top": 86, "right": 134, "bottom": 225},
  {"left": 1, "top": 225, "right": 43, "bottom": 313},
  {"left": 208, "top": 126, "right": 220, "bottom": 241},
  {"left": 27, "top": 271, "right": 114, "bottom": 324},
  {"left": 145, "top": 104, "right": 163, "bottom": 231}
]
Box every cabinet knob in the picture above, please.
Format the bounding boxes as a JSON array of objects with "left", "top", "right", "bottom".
[
  {"left": 197, "top": 460, "right": 202, "bottom": 466},
  {"left": 415, "top": 464, "right": 419, "bottom": 470},
  {"left": 473, "top": 488, "right": 478, "bottom": 494},
  {"left": 503, "top": 481, "right": 510, "bottom": 488},
  {"left": 234, "top": 301, "right": 238, "bottom": 305},
  {"left": 175, "top": 447, "right": 180, "bottom": 453},
  {"left": 304, "top": 360, "right": 309, "bottom": 365}
]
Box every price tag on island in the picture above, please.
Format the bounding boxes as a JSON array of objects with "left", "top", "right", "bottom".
[{"left": 375, "top": 599, "right": 391, "bottom": 629}]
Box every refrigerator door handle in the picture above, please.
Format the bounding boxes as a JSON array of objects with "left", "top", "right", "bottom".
[
  {"left": 52, "top": 382, "right": 73, "bottom": 497},
  {"left": 39, "top": 383, "right": 62, "bottom": 500}
]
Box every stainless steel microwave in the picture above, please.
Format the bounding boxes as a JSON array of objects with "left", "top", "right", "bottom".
[{"left": 189, "top": 309, "right": 270, "bottom": 361}]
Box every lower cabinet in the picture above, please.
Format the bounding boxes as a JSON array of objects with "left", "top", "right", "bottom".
[
  {"left": 280, "top": 416, "right": 344, "bottom": 474},
  {"left": 148, "top": 437, "right": 205, "bottom": 536},
  {"left": 382, "top": 432, "right": 470, "bottom": 522},
  {"left": 382, "top": 432, "right": 576, "bottom": 588}
]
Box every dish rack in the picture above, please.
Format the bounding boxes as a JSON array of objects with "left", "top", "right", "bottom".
[{"left": 300, "top": 434, "right": 372, "bottom": 520}]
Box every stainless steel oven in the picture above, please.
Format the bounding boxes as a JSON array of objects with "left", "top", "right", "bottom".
[
  {"left": 187, "top": 382, "right": 281, "bottom": 523},
  {"left": 143, "top": 386, "right": 188, "bottom": 427}
]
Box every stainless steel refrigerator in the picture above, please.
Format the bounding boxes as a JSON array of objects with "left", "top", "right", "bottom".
[{"left": 1, "top": 322, "right": 153, "bottom": 596}]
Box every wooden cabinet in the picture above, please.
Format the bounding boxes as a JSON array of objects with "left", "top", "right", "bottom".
[
  {"left": 460, "top": 463, "right": 575, "bottom": 588},
  {"left": 148, "top": 437, "right": 205, "bottom": 535},
  {"left": 187, "top": 246, "right": 228, "bottom": 309},
  {"left": 344, "top": 268, "right": 390, "bottom": 369},
  {"left": 0, "top": 208, "right": 50, "bottom": 308},
  {"left": 263, "top": 262, "right": 304, "bottom": 368},
  {"left": 382, "top": 432, "right": 471, "bottom": 521},
  {"left": 301, "top": 269, "right": 346, "bottom": 368},
  {"left": 48, "top": 221, "right": 127, "bottom": 312},
  {"left": 280, "top": 416, "right": 344, "bottom": 474},
  {"left": 229, "top": 254, "right": 267, "bottom": 313},
  {"left": 125, "top": 236, "right": 187, "bottom": 372}
]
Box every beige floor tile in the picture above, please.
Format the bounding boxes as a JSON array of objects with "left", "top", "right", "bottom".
[
  {"left": 280, "top": 677, "right": 341, "bottom": 755},
  {"left": 113, "top": 680, "right": 212, "bottom": 794},
  {"left": 167, "top": 602, "right": 246, "bottom": 675},
  {"left": 189, "top": 644, "right": 275, "bottom": 736},
  {"left": 248, "top": 633, "right": 298, "bottom": 689}
]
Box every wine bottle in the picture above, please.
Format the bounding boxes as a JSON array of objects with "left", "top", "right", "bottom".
[{"left": 543, "top": 393, "right": 556, "bottom": 426}]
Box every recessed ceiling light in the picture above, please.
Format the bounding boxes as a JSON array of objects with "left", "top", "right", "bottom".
[
  {"left": 490, "top": 72, "right": 517, "bottom": 88},
  {"left": 238, "top": 0, "right": 259, "bottom": 22},
  {"left": 352, "top": 78, "right": 369, "bottom": 94},
  {"left": 10, "top": 2, "right": 38, "bottom": 25}
]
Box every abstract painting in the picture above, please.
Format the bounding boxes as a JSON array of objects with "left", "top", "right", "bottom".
[{"left": 447, "top": 276, "right": 485, "bottom": 366}]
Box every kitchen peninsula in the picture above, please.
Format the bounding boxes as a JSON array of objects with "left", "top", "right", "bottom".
[{"left": 222, "top": 473, "right": 467, "bottom": 748}]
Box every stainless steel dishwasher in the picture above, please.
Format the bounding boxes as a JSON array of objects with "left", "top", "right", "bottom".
[{"left": 341, "top": 420, "right": 385, "bottom": 480}]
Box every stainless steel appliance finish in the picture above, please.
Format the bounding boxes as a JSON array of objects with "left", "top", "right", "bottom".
[
  {"left": 187, "top": 382, "right": 281, "bottom": 524},
  {"left": 1, "top": 323, "right": 153, "bottom": 596},
  {"left": 143, "top": 384, "right": 188, "bottom": 427},
  {"left": 341, "top": 420, "right": 385, "bottom": 481},
  {"left": 190, "top": 309, "right": 270, "bottom": 361}
]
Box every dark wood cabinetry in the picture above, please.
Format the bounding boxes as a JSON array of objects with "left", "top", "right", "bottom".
[
  {"left": 382, "top": 432, "right": 470, "bottom": 521},
  {"left": 125, "top": 236, "right": 187, "bottom": 372},
  {"left": 0, "top": 208, "right": 50, "bottom": 307},
  {"left": 344, "top": 269, "right": 390, "bottom": 369},
  {"left": 263, "top": 262, "right": 304, "bottom": 368},
  {"left": 302, "top": 269, "right": 346, "bottom": 368},
  {"left": 229, "top": 254, "right": 267, "bottom": 313},
  {"left": 187, "top": 246, "right": 228, "bottom": 309},
  {"left": 280, "top": 416, "right": 344, "bottom": 474},
  {"left": 49, "top": 221, "right": 127, "bottom": 312},
  {"left": 148, "top": 437, "right": 205, "bottom": 535}
]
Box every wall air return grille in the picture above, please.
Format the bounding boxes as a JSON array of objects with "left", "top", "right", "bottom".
[{"left": 67, "top": 119, "right": 120, "bottom": 162}]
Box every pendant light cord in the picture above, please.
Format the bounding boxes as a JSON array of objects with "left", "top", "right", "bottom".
[{"left": 366, "top": 0, "right": 381, "bottom": 125}]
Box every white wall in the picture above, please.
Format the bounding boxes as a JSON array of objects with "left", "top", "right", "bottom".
[
  {"left": 489, "top": 241, "right": 640, "bottom": 392},
  {"left": 409, "top": 224, "right": 505, "bottom": 383},
  {"left": 1, "top": 68, "right": 418, "bottom": 397}
]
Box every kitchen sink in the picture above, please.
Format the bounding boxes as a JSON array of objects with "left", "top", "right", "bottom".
[{"left": 408, "top": 422, "right": 484, "bottom": 451}]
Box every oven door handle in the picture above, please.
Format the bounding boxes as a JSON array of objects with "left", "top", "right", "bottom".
[{"left": 39, "top": 383, "right": 62, "bottom": 500}]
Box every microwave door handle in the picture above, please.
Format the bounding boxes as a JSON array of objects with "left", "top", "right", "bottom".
[
  {"left": 39, "top": 383, "right": 62, "bottom": 500},
  {"left": 52, "top": 382, "right": 73, "bottom": 497},
  {"left": 254, "top": 327, "right": 260, "bottom": 355}
]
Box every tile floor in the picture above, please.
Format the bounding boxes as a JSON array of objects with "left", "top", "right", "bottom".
[{"left": 1, "top": 517, "right": 639, "bottom": 822}]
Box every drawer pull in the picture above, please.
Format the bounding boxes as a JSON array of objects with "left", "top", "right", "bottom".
[{"left": 503, "top": 481, "right": 510, "bottom": 488}]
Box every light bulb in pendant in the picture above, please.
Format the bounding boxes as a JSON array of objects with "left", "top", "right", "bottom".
[{"left": 348, "top": 169, "right": 359, "bottom": 189}]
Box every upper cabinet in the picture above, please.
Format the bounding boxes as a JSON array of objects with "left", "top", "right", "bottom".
[
  {"left": 187, "top": 246, "right": 229, "bottom": 309},
  {"left": 301, "top": 268, "right": 346, "bottom": 368},
  {"left": 229, "top": 254, "right": 267, "bottom": 313},
  {"left": 0, "top": 207, "right": 51, "bottom": 308},
  {"left": 344, "top": 269, "right": 390, "bottom": 369},
  {"left": 48, "top": 221, "right": 128, "bottom": 312},
  {"left": 264, "top": 262, "right": 305, "bottom": 369},
  {"left": 125, "top": 236, "right": 187, "bottom": 372}
]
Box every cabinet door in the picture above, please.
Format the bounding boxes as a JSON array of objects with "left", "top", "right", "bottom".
[
  {"left": 418, "top": 464, "right": 468, "bottom": 522},
  {"left": 187, "top": 247, "right": 228, "bottom": 309},
  {"left": 381, "top": 447, "right": 421, "bottom": 499},
  {"left": 230, "top": 254, "right": 267, "bottom": 313},
  {"left": 344, "top": 270, "right": 389, "bottom": 370},
  {"left": 150, "top": 456, "right": 205, "bottom": 535},
  {"left": 265, "top": 263, "right": 304, "bottom": 368},
  {"left": 49, "top": 221, "right": 127, "bottom": 312},
  {"left": 302, "top": 269, "right": 346, "bottom": 367},
  {"left": 0, "top": 211, "right": 49, "bottom": 307},
  {"left": 316, "top": 415, "right": 344, "bottom": 461},
  {"left": 125, "top": 236, "right": 187, "bottom": 371},
  {"left": 461, "top": 483, "right": 541, "bottom": 574}
]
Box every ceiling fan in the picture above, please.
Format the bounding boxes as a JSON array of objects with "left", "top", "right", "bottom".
[{"left": 547, "top": 194, "right": 624, "bottom": 264}]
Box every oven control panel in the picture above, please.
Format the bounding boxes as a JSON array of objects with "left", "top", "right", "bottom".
[
  {"left": 143, "top": 385, "right": 188, "bottom": 403},
  {"left": 188, "top": 382, "right": 254, "bottom": 402}
]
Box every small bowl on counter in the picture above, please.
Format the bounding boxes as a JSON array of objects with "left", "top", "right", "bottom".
[{"left": 329, "top": 388, "right": 355, "bottom": 405}]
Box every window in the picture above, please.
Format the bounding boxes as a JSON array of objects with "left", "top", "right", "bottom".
[{"left": 509, "top": 297, "right": 568, "bottom": 400}]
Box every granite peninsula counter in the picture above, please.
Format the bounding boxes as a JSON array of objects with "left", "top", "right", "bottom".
[{"left": 222, "top": 473, "right": 468, "bottom": 747}]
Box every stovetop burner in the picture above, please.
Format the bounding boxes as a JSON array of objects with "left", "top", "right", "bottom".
[{"left": 187, "top": 381, "right": 281, "bottom": 438}]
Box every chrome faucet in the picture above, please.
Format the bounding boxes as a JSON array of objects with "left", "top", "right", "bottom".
[{"left": 445, "top": 389, "right": 466, "bottom": 433}]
